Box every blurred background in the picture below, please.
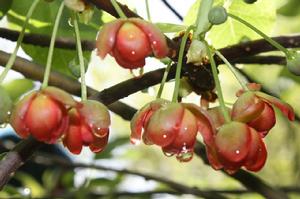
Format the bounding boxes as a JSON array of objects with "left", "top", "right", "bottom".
[{"left": 0, "top": 0, "right": 300, "bottom": 198}]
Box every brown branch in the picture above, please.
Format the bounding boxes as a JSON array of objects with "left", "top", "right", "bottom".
[
  {"left": 33, "top": 153, "right": 227, "bottom": 199},
  {"left": 0, "top": 28, "right": 95, "bottom": 51}
]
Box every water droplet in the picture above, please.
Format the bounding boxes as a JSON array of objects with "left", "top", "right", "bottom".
[
  {"left": 130, "top": 68, "right": 144, "bottom": 78},
  {"left": 176, "top": 151, "right": 193, "bottom": 162},
  {"left": 131, "top": 51, "right": 136, "bottom": 55},
  {"left": 0, "top": 123, "right": 7, "bottom": 128},
  {"left": 152, "top": 41, "right": 157, "bottom": 45},
  {"left": 163, "top": 134, "right": 167, "bottom": 138},
  {"left": 21, "top": 187, "right": 31, "bottom": 196},
  {"left": 163, "top": 151, "right": 174, "bottom": 157},
  {"left": 130, "top": 137, "right": 141, "bottom": 145},
  {"left": 235, "top": 150, "right": 240, "bottom": 154},
  {"left": 92, "top": 126, "right": 108, "bottom": 138},
  {"left": 68, "top": 18, "right": 74, "bottom": 27}
]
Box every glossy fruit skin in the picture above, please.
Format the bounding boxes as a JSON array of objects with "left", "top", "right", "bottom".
[
  {"left": 130, "top": 99, "right": 216, "bottom": 162},
  {"left": 96, "top": 18, "right": 169, "bottom": 69},
  {"left": 62, "top": 100, "right": 110, "bottom": 154},
  {"left": 232, "top": 83, "right": 294, "bottom": 136},
  {"left": 212, "top": 122, "right": 267, "bottom": 174},
  {"left": 10, "top": 87, "right": 76, "bottom": 144}
]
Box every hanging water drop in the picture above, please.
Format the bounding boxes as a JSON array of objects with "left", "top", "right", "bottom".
[{"left": 92, "top": 126, "right": 108, "bottom": 138}]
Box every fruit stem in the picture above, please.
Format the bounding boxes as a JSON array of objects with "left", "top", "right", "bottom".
[
  {"left": 41, "top": 2, "right": 64, "bottom": 89},
  {"left": 172, "top": 26, "right": 194, "bottom": 103},
  {"left": 206, "top": 43, "right": 231, "bottom": 123},
  {"left": 215, "top": 50, "right": 248, "bottom": 91},
  {"left": 228, "top": 13, "right": 292, "bottom": 58},
  {"left": 73, "top": 13, "right": 87, "bottom": 101},
  {"left": 156, "top": 61, "right": 172, "bottom": 99},
  {"left": 0, "top": 0, "right": 40, "bottom": 84},
  {"left": 194, "top": 0, "right": 214, "bottom": 40},
  {"left": 145, "top": 0, "right": 151, "bottom": 22},
  {"left": 111, "top": 0, "right": 127, "bottom": 19}
]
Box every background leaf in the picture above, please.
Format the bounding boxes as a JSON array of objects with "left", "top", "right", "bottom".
[
  {"left": 184, "top": 0, "right": 276, "bottom": 48},
  {"left": 7, "top": 0, "right": 104, "bottom": 77}
]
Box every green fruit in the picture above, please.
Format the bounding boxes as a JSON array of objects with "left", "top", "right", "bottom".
[
  {"left": 243, "top": 0, "right": 257, "bottom": 4},
  {"left": 0, "top": 86, "right": 12, "bottom": 124},
  {"left": 208, "top": 6, "right": 228, "bottom": 25},
  {"left": 287, "top": 52, "right": 300, "bottom": 76}
]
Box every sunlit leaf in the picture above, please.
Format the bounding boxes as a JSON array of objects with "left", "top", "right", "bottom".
[{"left": 185, "top": 0, "right": 276, "bottom": 48}]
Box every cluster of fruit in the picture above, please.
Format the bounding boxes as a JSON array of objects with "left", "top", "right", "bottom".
[{"left": 7, "top": 86, "right": 110, "bottom": 154}]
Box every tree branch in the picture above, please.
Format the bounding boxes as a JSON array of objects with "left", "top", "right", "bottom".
[
  {"left": 33, "top": 153, "right": 227, "bottom": 199},
  {"left": 0, "top": 28, "right": 95, "bottom": 51}
]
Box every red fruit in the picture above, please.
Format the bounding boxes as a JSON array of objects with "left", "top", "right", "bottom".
[
  {"left": 10, "top": 87, "right": 75, "bottom": 144},
  {"left": 96, "top": 18, "right": 169, "bottom": 69},
  {"left": 215, "top": 122, "right": 251, "bottom": 165},
  {"left": 131, "top": 100, "right": 216, "bottom": 163},
  {"left": 62, "top": 100, "right": 110, "bottom": 154},
  {"left": 232, "top": 86, "right": 294, "bottom": 136}
]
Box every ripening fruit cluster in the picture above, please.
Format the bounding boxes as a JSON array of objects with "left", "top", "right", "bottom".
[
  {"left": 1, "top": 16, "right": 296, "bottom": 175},
  {"left": 130, "top": 83, "right": 294, "bottom": 173},
  {"left": 9, "top": 87, "right": 111, "bottom": 154}
]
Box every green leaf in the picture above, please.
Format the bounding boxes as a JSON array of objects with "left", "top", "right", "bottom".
[
  {"left": 155, "top": 23, "right": 187, "bottom": 33},
  {"left": 0, "top": 0, "right": 12, "bottom": 19},
  {"left": 185, "top": 0, "right": 276, "bottom": 48},
  {"left": 2, "top": 78, "right": 34, "bottom": 101},
  {"left": 7, "top": 0, "right": 103, "bottom": 78},
  {"left": 278, "top": 0, "right": 300, "bottom": 17}
]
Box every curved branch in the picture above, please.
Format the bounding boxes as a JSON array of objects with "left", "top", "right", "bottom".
[
  {"left": 0, "top": 28, "right": 95, "bottom": 51},
  {"left": 34, "top": 153, "right": 227, "bottom": 199}
]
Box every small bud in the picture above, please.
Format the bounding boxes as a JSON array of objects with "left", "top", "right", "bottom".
[
  {"left": 186, "top": 40, "right": 207, "bottom": 66},
  {"left": 208, "top": 6, "right": 228, "bottom": 25},
  {"left": 287, "top": 51, "right": 300, "bottom": 76}
]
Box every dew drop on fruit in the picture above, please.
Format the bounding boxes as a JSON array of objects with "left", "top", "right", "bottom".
[
  {"left": 130, "top": 68, "right": 144, "bottom": 78},
  {"left": 235, "top": 150, "right": 240, "bottom": 154},
  {"left": 176, "top": 150, "right": 193, "bottom": 162},
  {"left": 0, "top": 123, "right": 7, "bottom": 128},
  {"left": 92, "top": 126, "right": 108, "bottom": 138},
  {"left": 130, "top": 137, "right": 141, "bottom": 145},
  {"left": 163, "top": 151, "right": 174, "bottom": 157}
]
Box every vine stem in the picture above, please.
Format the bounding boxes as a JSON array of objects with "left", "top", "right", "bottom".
[
  {"left": 156, "top": 61, "right": 172, "bottom": 99},
  {"left": 111, "top": 0, "right": 127, "bottom": 18},
  {"left": 0, "top": 0, "right": 40, "bottom": 84},
  {"left": 73, "top": 14, "right": 87, "bottom": 101},
  {"left": 194, "top": 0, "right": 213, "bottom": 40},
  {"left": 145, "top": 0, "right": 151, "bottom": 21},
  {"left": 228, "top": 13, "right": 291, "bottom": 58},
  {"left": 206, "top": 44, "right": 231, "bottom": 123},
  {"left": 41, "top": 2, "right": 64, "bottom": 89},
  {"left": 215, "top": 50, "right": 248, "bottom": 91},
  {"left": 172, "top": 26, "right": 194, "bottom": 102}
]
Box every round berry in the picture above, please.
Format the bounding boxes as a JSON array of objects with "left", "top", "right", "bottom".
[
  {"left": 208, "top": 6, "right": 228, "bottom": 25},
  {"left": 287, "top": 52, "right": 300, "bottom": 76}
]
